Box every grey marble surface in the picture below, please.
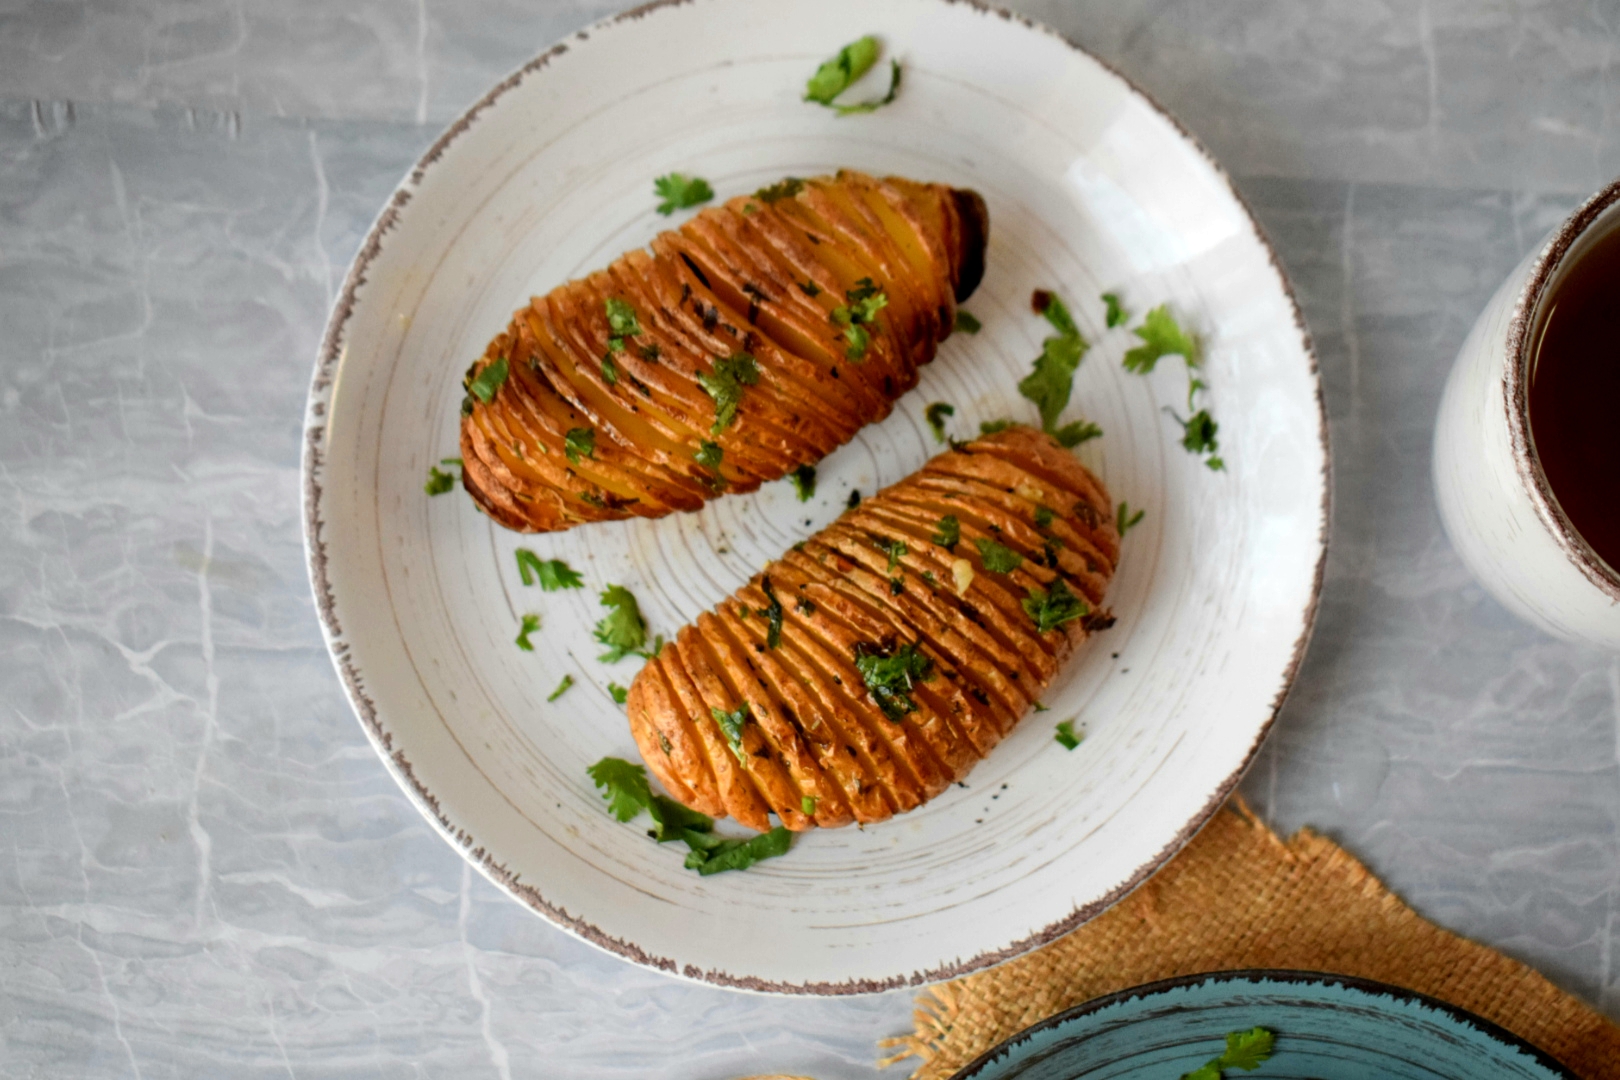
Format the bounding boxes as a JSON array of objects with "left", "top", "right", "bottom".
[{"left": 2, "top": 2, "right": 1618, "bottom": 1077}]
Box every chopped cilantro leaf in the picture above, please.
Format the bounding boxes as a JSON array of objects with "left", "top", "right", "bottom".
[
  {"left": 1022, "top": 578, "right": 1088, "bottom": 633},
  {"left": 1123, "top": 304, "right": 1197, "bottom": 373},
  {"left": 755, "top": 177, "right": 804, "bottom": 203},
  {"left": 932, "top": 515, "right": 961, "bottom": 551},
  {"left": 805, "top": 36, "right": 901, "bottom": 115},
  {"left": 468, "top": 356, "right": 508, "bottom": 404},
  {"left": 565, "top": 427, "right": 595, "bottom": 464},
  {"left": 1033, "top": 700, "right": 1051, "bottom": 712},
  {"left": 653, "top": 172, "right": 714, "bottom": 215},
  {"left": 1053, "top": 419, "right": 1103, "bottom": 447},
  {"left": 600, "top": 355, "right": 619, "bottom": 386},
  {"left": 953, "top": 310, "right": 981, "bottom": 334},
  {"left": 593, "top": 585, "right": 649, "bottom": 662},
  {"left": 875, "top": 537, "right": 907, "bottom": 572},
  {"left": 587, "top": 757, "right": 653, "bottom": 822},
  {"left": 801, "top": 795, "right": 819, "bottom": 816},
  {"left": 684, "top": 825, "right": 792, "bottom": 875},
  {"left": 694, "top": 440, "right": 724, "bottom": 474},
  {"left": 759, "top": 575, "right": 784, "bottom": 649},
  {"left": 975, "top": 537, "right": 1024, "bottom": 574},
  {"left": 711, "top": 703, "right": 751, "bottom": 761},
  {"left": 789, "top": 463, "right": 817, "bottom": 502},
  {"left": 546, "top": 674, "right": 574, "bottom": 702},
  {"left": 515, "top": 613, "right": 540, "bottom": 651},
  {"left": 798, "top": 279, "right": 822, "bottom": 297},
  {"left": 607, "top": 682, "right": 628, "bottom": 705},
  {"left": 604, "top": 297, "right": 641, "bottom": 339},
  {"left": 924, "top": 401, "right": 955, "bottom": 442},
  {"left": 854, "top": 641, "right": 934, "bottom": 722},
  {"left": 1172, "top": 407, "right": 1223, "bottom": 469},
  {"left": 1117, "top": 501, "right": 1145, "bottom": 535},
  {"left": 1054, "top": 720, "right": 1081, "bottom": 750},
  {"left": 979, "top": 419, "right": 1014, "bottom": 435},
  {"left": 831, "top": 279, "right": 887, "bottom": 360},
  {"left": 1035, "top": 505, "right": 1055, "bottom": 529},
  {"left": 1102, "top": 291, "right": 1126, "bottom": 328},
  {"left": 698, "top": 352, "right": 761, "bottom": 433},
  {"left": 1032, "top": 289, "right": 1081, "bottom": 338},
  {"left": 425, "top": 464, "right": 456, "bottom": 495},
  {"left": 516, "top": 550, "right": 585, "bottom": 591},
  {"left": 1179, "top": 1026, "right": 1276, "bottom": 1080},
  {"left": 840, "top": 321, "right": 870, "bottom": 360}
]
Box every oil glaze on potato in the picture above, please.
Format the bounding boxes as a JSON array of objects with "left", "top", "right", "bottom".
[
  {"left": 626, "top": 427, "right": 1117, "bottom": 833},
  {"left": 459, "top": 170, "right": 990, "bottom": 532}
]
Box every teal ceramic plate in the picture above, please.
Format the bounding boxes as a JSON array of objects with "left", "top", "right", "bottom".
[{"left": 952, "top": 970, "right": 1576, "bottom": 1079}]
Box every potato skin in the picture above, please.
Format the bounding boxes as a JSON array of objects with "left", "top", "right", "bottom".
[
  {"left": 458, "top": 171, "right": 988, "bottom": 533},
  {"left": 627, "top": 426, "right": 1118, "bottom": 831}
]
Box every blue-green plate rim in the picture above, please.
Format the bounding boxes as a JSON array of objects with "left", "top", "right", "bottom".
[{"left": 947, "top": 968, "right": 1579, "bottom": 1080}]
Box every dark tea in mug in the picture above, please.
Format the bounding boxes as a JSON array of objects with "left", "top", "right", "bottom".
[{"left": 1527, "top": 221, "right": 1620, "bottom": 570}]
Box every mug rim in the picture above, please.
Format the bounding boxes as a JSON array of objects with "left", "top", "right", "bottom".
[{"left": 1504, "top": 177, "right": 1620, "bottom": 601}]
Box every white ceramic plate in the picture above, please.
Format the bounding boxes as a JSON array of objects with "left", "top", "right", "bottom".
[{"left": 303, "top": 0, "right": 1327, "bottom": 993}]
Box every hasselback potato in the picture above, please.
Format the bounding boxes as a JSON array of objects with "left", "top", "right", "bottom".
[
  {"left": 459, "top": 170, "right": 989, "bottom": 532},
  {"left": 626, "top": 426, "right": 1118, "bottom": 833}
]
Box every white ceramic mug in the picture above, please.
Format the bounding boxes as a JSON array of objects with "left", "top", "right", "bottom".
[{"left": 1434, "top": 179, "right": 1620, "bottom": 649}]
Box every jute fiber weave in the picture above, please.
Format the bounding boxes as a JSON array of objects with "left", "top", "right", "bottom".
[{"left": 871, "top": 799, "right": 1620, "bottom": 1079}]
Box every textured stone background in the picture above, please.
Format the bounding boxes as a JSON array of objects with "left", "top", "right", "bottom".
[{"left": 2, "top": 1, "right": 1618, "bottom": 1077}]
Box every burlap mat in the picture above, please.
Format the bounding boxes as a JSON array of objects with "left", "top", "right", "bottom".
[{"left": 872, "top": 799, "right": 1620, "bottom": 1079}]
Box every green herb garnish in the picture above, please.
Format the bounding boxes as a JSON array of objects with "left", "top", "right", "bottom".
[
  {"left": 565, "top": 427, "right": 595, "bottom": 464},
  {"left": 975, "top": 537, "right": 1023, "bottom": 574},
  {"left": 468, "top": 356, "right": 508, "bottom": 404},
  {"left": 932, "top": 515, "right": 960, "bottom": 551},
  {"left": 600, "top": 355, "right": 619, "bottom": 386},
  {"left": 1171, "top": 408, "right": 1224, "bottom": 470},
  {"left": 1054, "top": 720, "right": 1081, "bottom": 750},
  {"left": 804, "top": 36, "right": 901, "bottom": 115},
  {"left": 1117, "top": 501, "right": 1145, "bottom": 536},
  {"left": 953, "top": 310, "right": 981, "bottom": 334},
  {"left": 681, "top": 825, "right": 793, "bottom": 875},
  {"left": 593, "top": 585, "right": 649, "bottom": 662},
  {"left": 1181, "top": 1027, "right": 1276, "bottom": 1080},
  {"left": 830, "top": 278, "right": 887, "bottom": 360},
  {"left": 759, "top": 575, "right": 784, "bottom": 649},
  {"left": 516, "top": 550, "right": 585, "bottom": 590},
  {"left": 515, "top": 613, "right": 540, "bottom": 651},
  {"left": 1123, "top": 304, "right": 1197, "bottom": 373},
  {"left": 1102, "top": 292, "right": 1126, "bottom": 328},
  {"left": 789, "top": 463, "right": 817, "bottom": 502},
  {"left": 425, "top": 464, "right": 457, "bottom": 495},
  {"left": 711, "top": 703, "right": 751, "bottom": 761},
  {"left": 694, "top": 439, "right": 724, "bottom": 475},
  {"left": 547, "top": 674, "right": 574, "bottom": 702},
  {"left": 801, "top": 795, "right": 819, "bottom": 816},
  {"left": 875, "top": 537, "right": 908, "bottom": 572},
  {"left": 1020, "top": 289, "right": 1089, "bottom": 435},
  {"left": 795, "top": 596, "right": 816, "bottom": 616},
  {"left": 653, "top": 172, "right": 714, "bottom": 215},
  {"left": 755, "top": 177, "right": 805, "bottom": 203},
  {"left": 607, "top": 682, "right": 629, "bottom": 705},
  {"left": 924, "top": 401, "right": 955, "bottom": 442},
  {"left": 1022, "top": 578, "right": 1088, "bottom": 633},
  {"left": 605, "top": 297, "right": 641, "bottom": 338},
  {"left": 1035, "top": 505, "right": 1055, "bottom": 529},
  {"left": 979, "top": 419, "right": 1014, "bottom": 435},
  {"left": 1053, "top": 419, "right": 1103, "bottom": 447},
  {"left": 698, "top": 352, "right": 760, "bottom": 433},
  {"left": 587, "top": 756, "right": 791, "bottom": 874},
  {"left": 854, "top": 641, "right": 934, "bottom": 722}
]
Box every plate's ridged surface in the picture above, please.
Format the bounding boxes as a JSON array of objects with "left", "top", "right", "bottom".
[
  {"left": 953, "top": 972, "right": 1575, "bottom": 1079},
  {"left": 303, "top": 0, "right": 1327, "bottom": 992}
]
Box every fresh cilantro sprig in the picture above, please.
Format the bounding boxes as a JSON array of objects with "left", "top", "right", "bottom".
[
  {"left": 467, "top": 357, "right": 508, "bottom": 404},
  {"left": 515, "top": 550, "right": 585, "bottom": 590},
  {"left": 924, "top": 402, "right": 955, "bottom": 442},
  {"left": 805, "top": 36, "right": 902, "bottom": 116},
  {"left": 712, "top": 703, "right": 750, "bottom": 761},
  {"left": 1019, "top": 289, "right": 1098, "bottom": 442},
  {"left": 854, "top": 641, "right": 934, "bottom": 722},
  {"left": 755, "top": 177, "right": 805, "bottom": 203},
  {"left": 586, "top": 756, "right": 793, "bottom": 875},
  {"left": 932, "top": 515, "right": 961, "bottom": 552},
  {"left": 1117, "top": 501, "right": 1145, "bottom": 536},
  {"left": 607, "top": 682, "right": 628, "bottom": 705},
  {"left": 830, "top": 278, "right": 887, "bottom": 360},
  {"left": 1170, "top": 407, "right": 1224, "bottom": 471},
  {"left": 1053, "top": 419, "right": 1102, "bottom": 448},
  {"left": 694, "top": 440, "right": 725, "bottom": 485},
  {"left": 1054, "top": 720, "right": 1082, "bottom": 750},
  {"left": 698, "top": 352, "right": 760, "bottom": 433},
  {"left": 515, "top": 613, "right": 540, "bottom": 651},
  {"left": 789, "top": 464, "right": 816, "bottom": 501},
  {"left": 1102, "top": 292, "right": 1126, "bottom": 328},
  {"left": 975, "top": 537, "right": 1023, "bottom": 574},
  {"left": 1123, "top": 304, "right": 1196, "bottom": 373},
  {"left": 953, "top": 310, "right": 981, "bottom": 334},
  {"left": 875, "top": 537, "right": 908, "bottom": 572},
  {"left": 594, "top": 585, "right": 651, "bottom": 662},
  {"left": 653, "top": 172, "right": 714, "bottom": 215},
  {"left": 1181, "top": 1027, "right": 1276, "bottom": 1080},
  {"left": 1022, "top": 578, "right": 1088, "bottom": 633},
  {"left": 759, "top": 576, "right": 784, "bottom": 649},
  {"left": 547, "top": 674, "right": 574, "bottom": 702},
  {"left": 425, "top": 458, "right": 461, "bottom": 495}
]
